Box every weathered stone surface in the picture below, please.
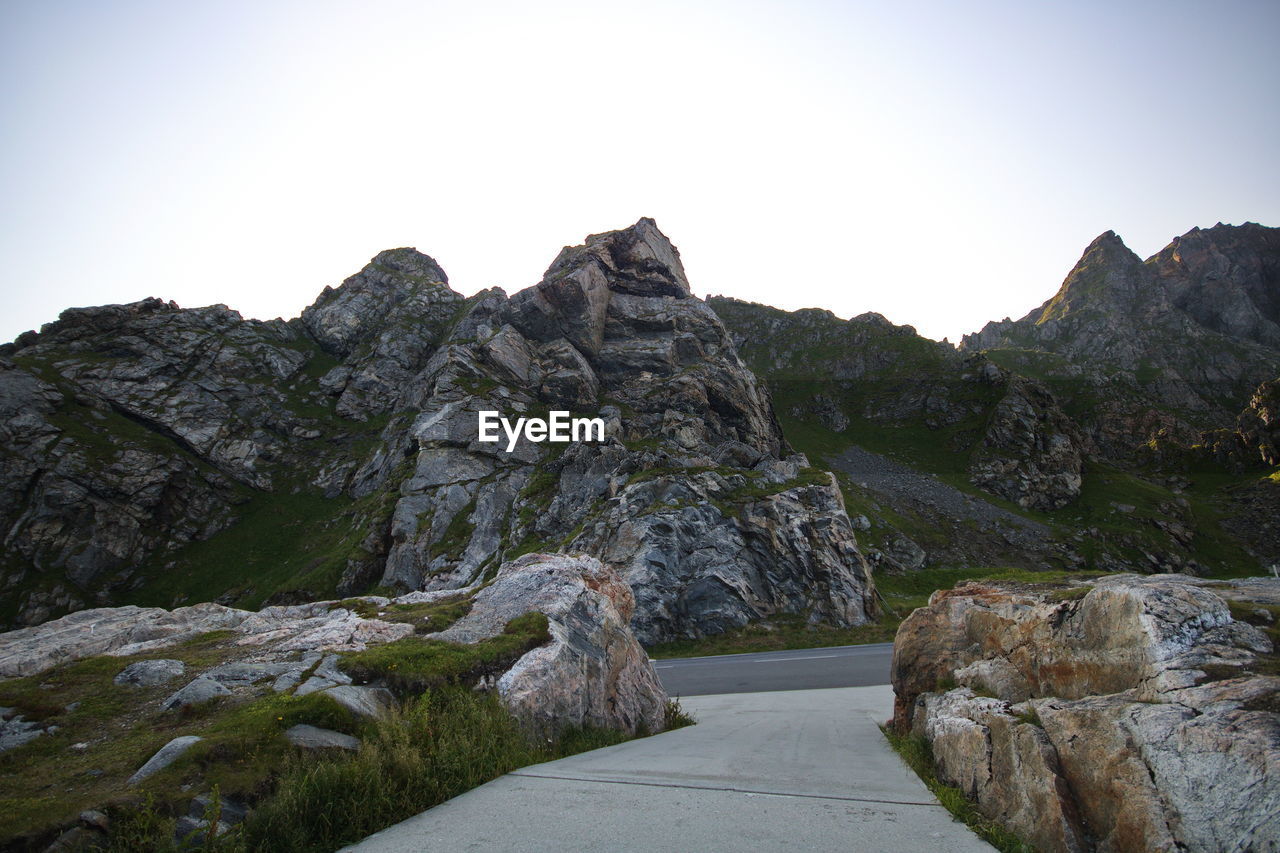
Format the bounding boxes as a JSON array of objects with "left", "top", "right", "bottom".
[
  {"left": 127, "top": 735, "right": 202, "bottom": 785},
  {"left": 187, "top": 792, "right": 248, "bottom": 825},
  {"left": 322, "top": 685, "right": 394, "bottom": 720},
  {"left": 913, "top": 689, "right": 1087, "bottom": 853},
  {"left": 284, "top": 723, "right": 360, "bottom": 751},
  {"left": 114, "top": 659, "right": 185, "bottom": 687},
  {"left": 893, "top": 574, "right": 1280, "bottom": 852},
  {"left": 161, "top": 678, "right": 231, "bottom": 712},
  {"left": 431, "top": 553, "right": 667, "bottom": 735},
  {"left": 967, "top": 374, "right": 1086, "bottom": 511},
  {"left": 0, "top": 712, "right": 47, "bottom": 753},
  {"left": 3, "top": 218, "right": 876, "bottom": 647},
  {"left": 0, "top": 603, "right": 247, "bottom": 678}
]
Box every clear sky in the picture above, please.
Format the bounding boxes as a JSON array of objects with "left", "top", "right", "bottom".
[{"left": 2, "top": 0, "right": 1277, "bottom": 345}]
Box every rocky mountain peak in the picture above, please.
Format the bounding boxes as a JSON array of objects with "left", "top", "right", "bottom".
[
  {"left": 544, "top": 217, "right": 691, "bottom": 298},
  {"left": 1151, "top": 222, "right": 1280, "bottom": 350},
  {"left": 1032, "top": 229, "right": 1145, "bottom": 324},
  {"left": 301, "top": 248, "right": 459, "bottom": 359},
  {"left": 368, "top": 247, "right": 450, "bottom": 284}
]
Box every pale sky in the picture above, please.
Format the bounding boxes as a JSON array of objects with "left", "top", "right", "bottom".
[{"left": 2, "top": 0, "right": 1278, "bottom": 345}]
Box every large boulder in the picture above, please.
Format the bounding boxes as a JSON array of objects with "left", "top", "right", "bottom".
[
  {"left": 430, "top": 553, "right": 668, "bottom": 735},
  {"left": 892, "top": 574, "right": 1280, "bottom": 852}
]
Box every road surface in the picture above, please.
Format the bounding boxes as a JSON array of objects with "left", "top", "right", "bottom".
[
  {"left": 653, "top": 642, "right": 894, "bottom": 696},
  {"left": 343, "top": 685, "right": 993, "bottom": 853}
]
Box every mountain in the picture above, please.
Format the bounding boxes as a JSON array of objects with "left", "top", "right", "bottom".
[
  {"left": 709, "top": 223, "right": 1280, "bottom": 579},
  {"left": 962, "top": 223, "right": 1280, "bottom": 457},
  {"left": 0, "top": 219, "right": 877, "bottom": 639}
]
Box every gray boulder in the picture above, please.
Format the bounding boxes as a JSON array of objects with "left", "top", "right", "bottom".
[
  {"left": 0, "top": 713, "right": 46, "bottom": 753},
  {"left": 114, "top": 659, "right": 185, "bottom": 687},
  {"left": 431, "top": 552, "right": 668, "bottom": 735},
  {"left": 284, "top": 724, "right": 360, "bottom": 751},
  {"left": 161, "top": 678, "right": 230, "bottom": 712},
  {"left": 321, "top": 685, "right": 394, "bottom": 720},
  {"left": 127, "top": 735, "right": 203, "bottom": 785}
]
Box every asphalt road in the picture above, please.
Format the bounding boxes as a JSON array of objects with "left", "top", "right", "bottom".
[{"left": 653, "top": 642, "right": 894, "bottom": 697}]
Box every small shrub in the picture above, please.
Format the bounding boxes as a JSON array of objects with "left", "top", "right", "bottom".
[{"left": 664, "top": 698, "right": 696, "bottom": 729}]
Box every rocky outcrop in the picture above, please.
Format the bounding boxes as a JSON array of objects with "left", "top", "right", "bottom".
[
  {"left": 0, "top": 552, "right": 668, "bottom": 742},
  {"left": 0, "top": 218, "right": 878, "bottom": 642},
  {"left": 967, "top": 374, "right": 1086, "bottom": 511},
  {"left": 892, "top": 574, "right": 1280, "bottom": 852},
  {"left": 1200, "top": 377, "right": 1280, "bottom": 470},
  {"left": 431, "top": 553, "right": 667, "bottom": 734}
]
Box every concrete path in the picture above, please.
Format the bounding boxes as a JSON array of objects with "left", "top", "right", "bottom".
[
  {"left": 344, "top": 685, "right": 994, "bottom": 852},
  {"left": 654, "top": 642, "right": 893, "bottom": 696}
]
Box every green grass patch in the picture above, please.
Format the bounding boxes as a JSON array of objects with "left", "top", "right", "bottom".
[
  {"left": 340, "top": 612, "right": 551, "bottom": 696},
  {"left": 237, "top": 687, "right": 642, "bottom": 853},
  {"left": 132, "top": 477, "right": 397, "bottom": 611}
]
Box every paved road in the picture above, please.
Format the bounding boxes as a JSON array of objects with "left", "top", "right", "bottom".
[
  {"left": 653, "top": 642, "right": 894, "bottom": 696},
  {"left": 344, "top": 686, "right": 994, "bottom": 853}
]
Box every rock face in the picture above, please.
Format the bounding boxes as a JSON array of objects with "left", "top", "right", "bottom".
[
  {"left": 966, "top": 374, "right": 1086, "bottom": 511},
  {"left": 432, "top": 552, "right": 667, "bottom": 734},
  {"left": 0, "top": 218, "right": 877, "bottom": 644},
  {"left": 708, "top": 296, "right": 1090, "bottom": 563},
  {"left": 1200, "top": 377, "right": 1280, "bottom": 470},
  {"left": 961, "top": 223, "right": 1280, "bottom": 451},
  {"left": 892, "top": 574, "right": 1280, "bottom": 852},
  {"left": 710, "top": 226, "right": 1280, "bottom": 580}
]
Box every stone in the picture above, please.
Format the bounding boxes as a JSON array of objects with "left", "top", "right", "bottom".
[
  {"left": 431, "top": 553, "right": 667, "bottom": 735},
  {"left": 0, "top": 218, "right": 880, "bottom": 651},
  {"left": 321, "top": 685, "right": 394, "bottom": 720},
  {"left": 967, "top": 376, "right": 1085, "bottom": 511},
  {"left": 284, "top": 724, "right": 361, "bottom": 751},
  {"left": 40, "top": 826, "right": 100, "bottom": 852},
  {"left": 114, "top": 659, "right": 185, "bottom": 687},
  {"left": 128, "top": 735, "right": 203, "bottom": 785},
  {"left": 161, "top": 678, "right": 231, "bottom": 712},
  {"left": 913, "top": 689, "right": 1086, "bottom": 853},
  {"left": 0, "top": 713, "right": 45, "bottom": 753},
  {"left": 893, "top": 574, "right": 1280, "bottom": 852},
  {"left": 174, "top": 815, "right": 230, "bottom": 847},
  {"left": 0, "top": 603, "right": 247, "bottom": 678}
]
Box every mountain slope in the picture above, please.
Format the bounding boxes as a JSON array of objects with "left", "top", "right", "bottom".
[
  {"left": 710, "top": 223, "right": 1280, "bottom": 578},
  {"left": 0, "top": 220, "right": 877, "bottom": 641},
  {"left": 963, "top": 223, "right": 1280, "bottom": 455}
]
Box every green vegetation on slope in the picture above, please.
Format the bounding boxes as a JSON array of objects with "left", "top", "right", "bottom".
[{"left": 0, "top": 606, "right": 686, "bottom": 852}]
